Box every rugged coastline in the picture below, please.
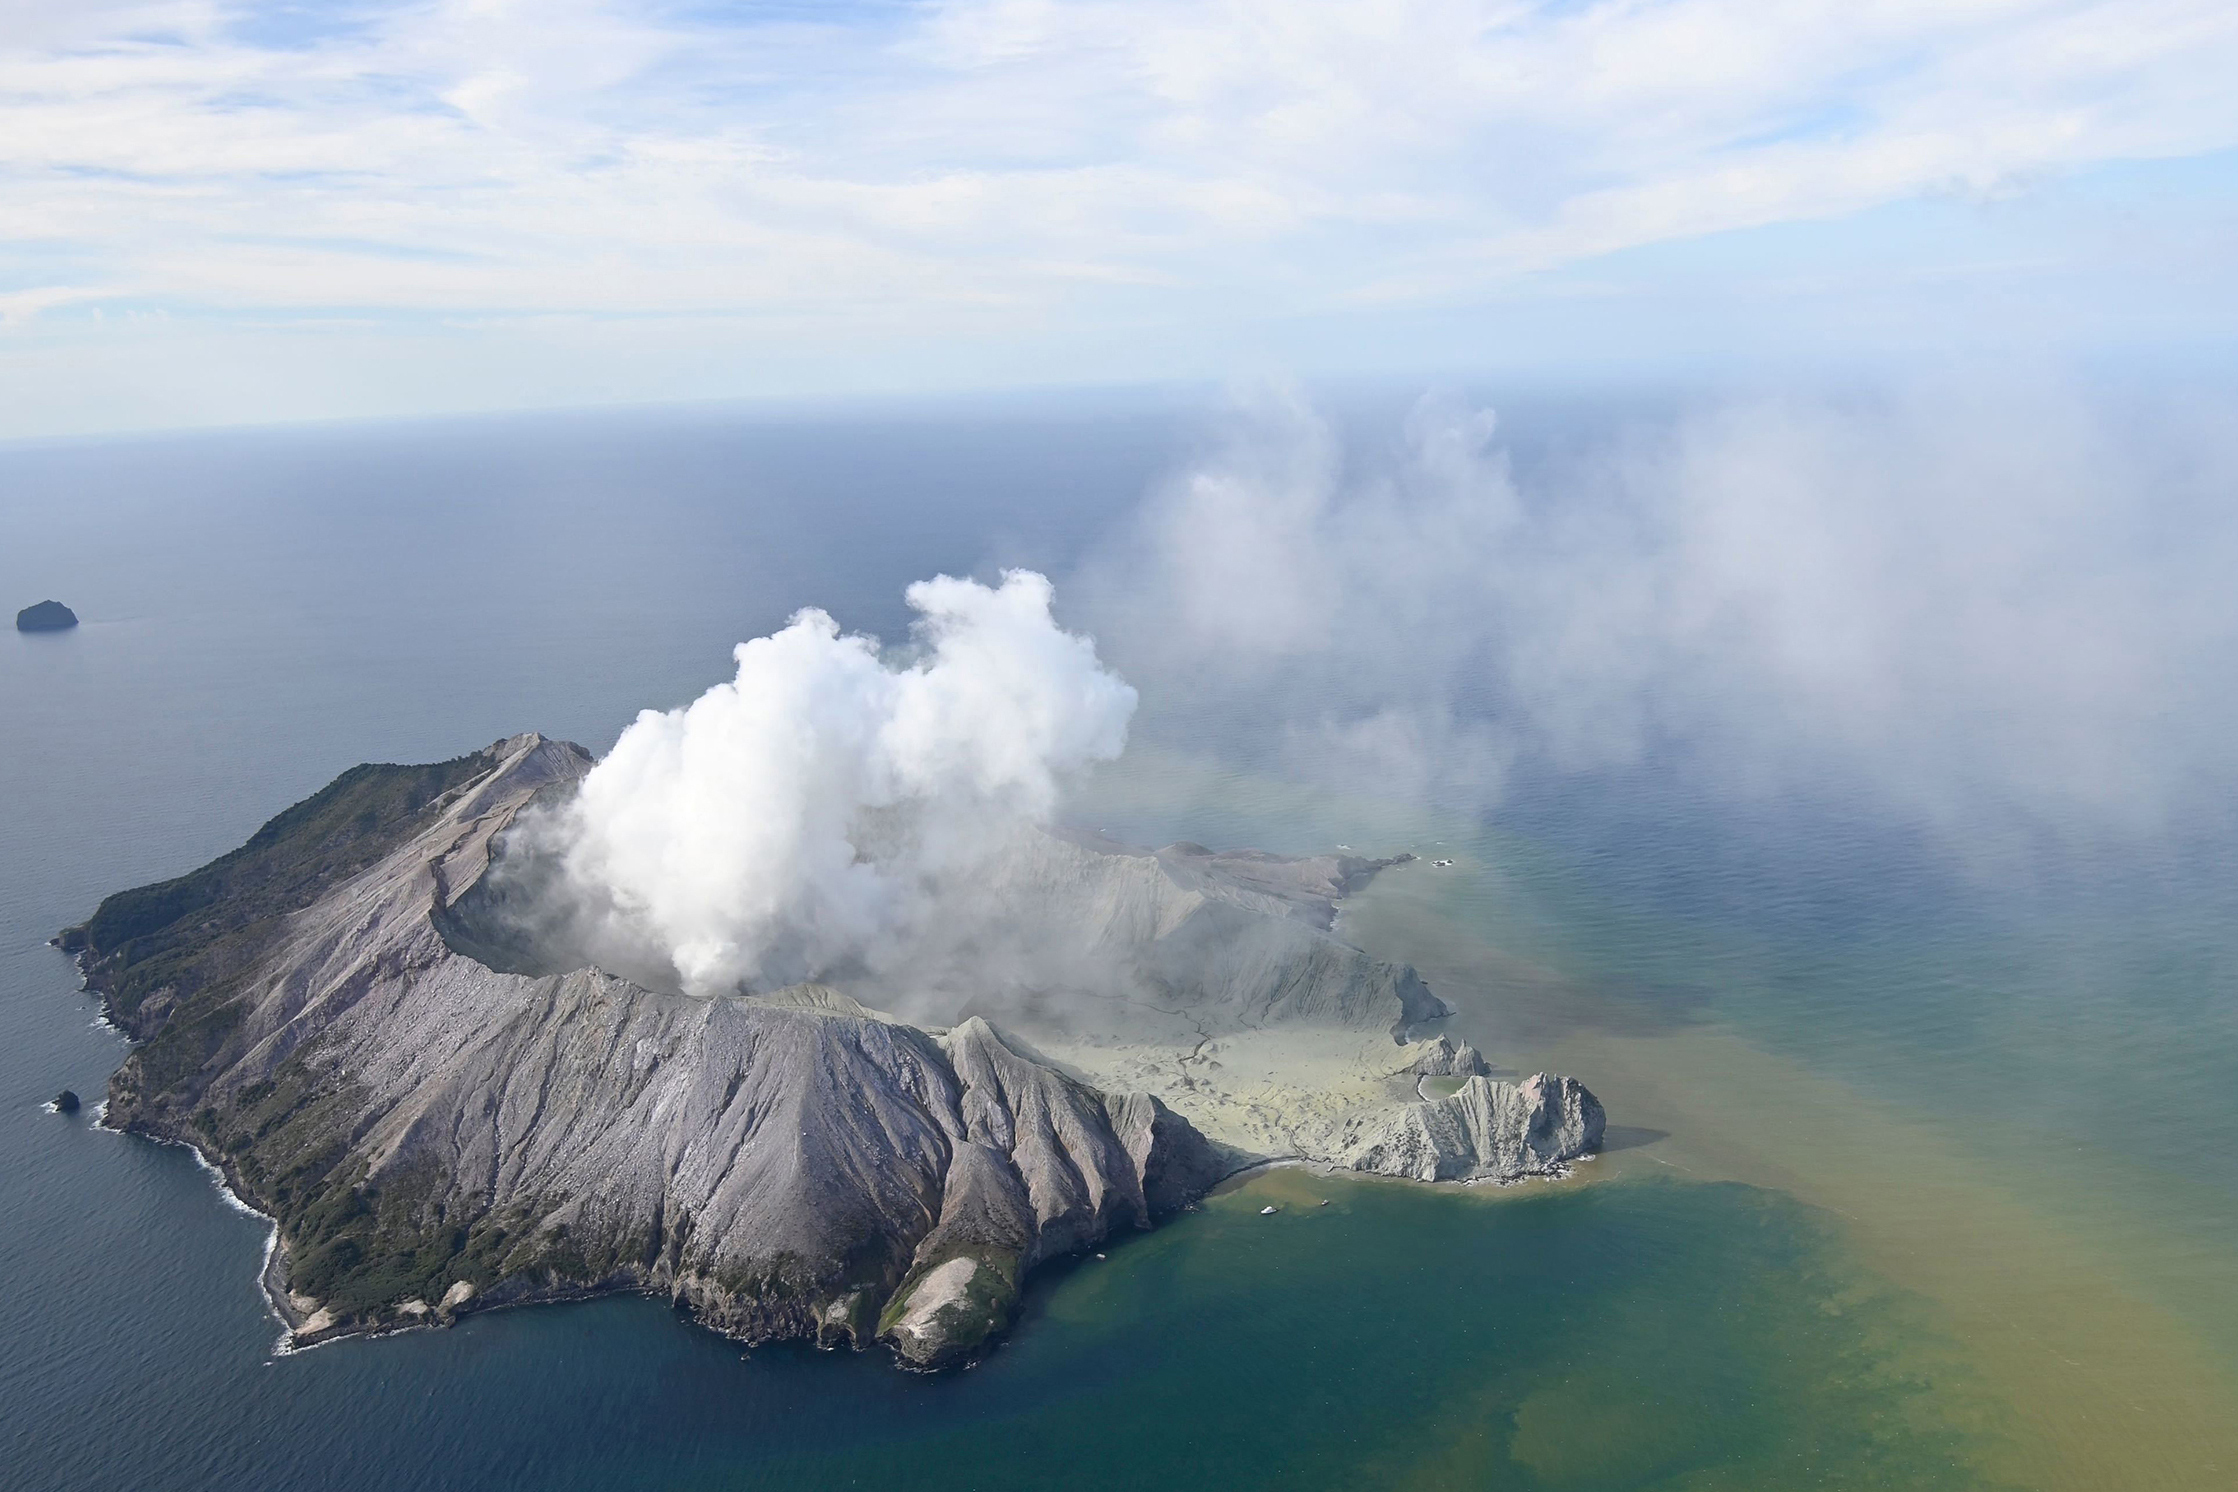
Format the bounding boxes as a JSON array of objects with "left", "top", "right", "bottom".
[{"left": 65, "top": 733, "right": 1602, "bottom": 1370}]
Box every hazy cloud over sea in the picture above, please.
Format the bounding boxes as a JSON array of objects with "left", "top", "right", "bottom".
[{"left": 1080, "top": 378, "right": 2238, "bottom": 846}]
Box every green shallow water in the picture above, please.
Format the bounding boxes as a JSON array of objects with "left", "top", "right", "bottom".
[
  {"left": 744, "top": 1170, "right": 2000, "bottom": 1492},
  {"left": 1074, "top": 748, "right": 2238, "bottom": 1490},
  {"left": 193, "top": 1169, "right": 1994, "bottom": 1492}
]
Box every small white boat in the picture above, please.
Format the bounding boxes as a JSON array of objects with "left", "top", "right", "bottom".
[
  {"left": 1259, "top": 1205, "right": 1280, "bottom": 1215},
  {"left": 1094, "top": 1253, "right": 1106, "bottom": 1260}
]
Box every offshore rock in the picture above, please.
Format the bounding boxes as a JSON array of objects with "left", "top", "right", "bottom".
[
  {"left": 1342, "top": 1073, "right": 1604, "bottom": 1182},
  {"left": 52, "top": 1089, "right": 81, "bottom": 1113},
  {"left": 16, "top": 600, "right": 78, "bottom": 632},
  {"left": 66, "top": 734, "right": 1219, "bottom": 1370}
]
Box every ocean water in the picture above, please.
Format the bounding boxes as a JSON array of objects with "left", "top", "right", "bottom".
[{"left": 4, "top": 399, "right": 2233, "bottom": 1490}]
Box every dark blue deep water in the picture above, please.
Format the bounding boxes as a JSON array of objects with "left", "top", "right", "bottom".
[{"left": 4, "top": 398, "right": 2234, "bottom": 1490}]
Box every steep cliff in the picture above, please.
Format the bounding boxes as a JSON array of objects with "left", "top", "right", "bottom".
[{"left": 1341, "top": 1073, "right": 1606, "bottom": 1183}]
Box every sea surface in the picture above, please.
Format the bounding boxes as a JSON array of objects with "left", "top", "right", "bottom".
[{"left": 3, "top": 397, "right": 2233, "bottom": 1490}]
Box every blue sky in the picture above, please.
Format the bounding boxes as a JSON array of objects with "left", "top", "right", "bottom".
[{"left": 2, "top": 0, "right": 2235, "bottom": 437}]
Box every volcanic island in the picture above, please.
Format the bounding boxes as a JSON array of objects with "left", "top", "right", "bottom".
[{"left": 62, "top": 734, "right": 1602, "bottom": 1369}]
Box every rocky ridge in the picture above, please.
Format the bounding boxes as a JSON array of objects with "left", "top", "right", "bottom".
[{"left": 1343, "top": 1073, "right": 1606, "bottom": 1183}]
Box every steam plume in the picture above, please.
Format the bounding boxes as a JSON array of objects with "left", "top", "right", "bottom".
[{"left": 553, "top": 569, "right": 1134, "bottom": 995}]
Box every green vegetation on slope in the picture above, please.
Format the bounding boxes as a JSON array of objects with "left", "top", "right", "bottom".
[
  {"left": 62, "top": 751, "right": 489, "bottom": 1041},
  {"left": 59, "top": 749, "right": 504, "bottom": 1317}
]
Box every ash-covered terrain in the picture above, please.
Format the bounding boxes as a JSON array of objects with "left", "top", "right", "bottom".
[{"left": 66, "top": 733, "right": 1602, "bottom": 1369}]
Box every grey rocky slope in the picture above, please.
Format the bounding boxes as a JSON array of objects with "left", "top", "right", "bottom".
[
  {"left": 69, "top": 735, "right": 1221, "bottom": 1368},
  {"left": 67, "top": 732, "right": 1604, "bottom": 1367}
]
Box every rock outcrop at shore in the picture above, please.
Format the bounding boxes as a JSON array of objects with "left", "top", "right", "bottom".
[
  {"left": 1404, "top": 1034, "right": 1491, "bottom": 1078},
  {"left": 66, "top": 735, "right": 1220, "bottom": 1369},
  {"left": 1342, "top": 1073, "right": 1605, "bottom": 1182}
]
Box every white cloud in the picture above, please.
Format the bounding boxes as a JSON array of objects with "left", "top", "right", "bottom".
[{"left": 1, "top": 1, "right": 2234, "bottom": 429}]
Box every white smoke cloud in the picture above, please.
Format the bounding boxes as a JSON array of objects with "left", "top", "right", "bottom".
[
  {"left": 1082, "top": 378, "right": 2238, "bottom": 844},
  {"left": 549, "top": 569, "right": 1136, "bottom": 995}
]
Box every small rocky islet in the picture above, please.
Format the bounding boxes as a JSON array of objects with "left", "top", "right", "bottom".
[
  {"left": 16, "top": 600, "right": 79, "bottom": 632},
  {"left": 60, "top": 734, "right": 1602, "bottom": 1370}
]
